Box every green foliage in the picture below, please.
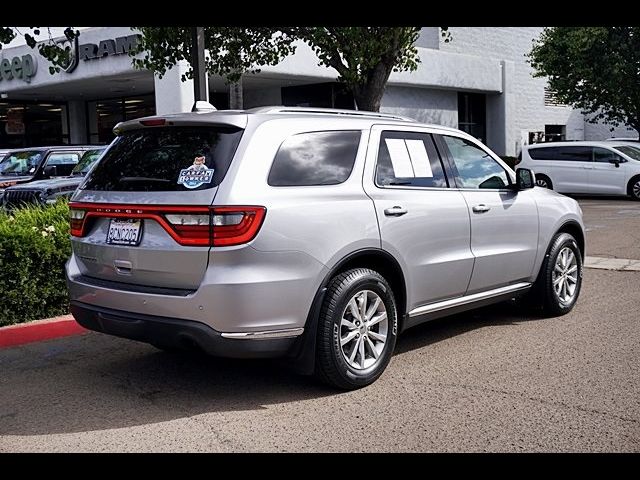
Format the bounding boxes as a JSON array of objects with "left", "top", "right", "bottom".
[
  {"left": 529, "top": 27, "right": 640, "bottom": 133},
  {"left": 0, "top": 27, "right": 79, "bottom": 74},
  {"left": 0, "top": 201, "right": 72, "bottom": 326},
  {"left": 131, "top": 27, "right": 447, "bottom": 112}
]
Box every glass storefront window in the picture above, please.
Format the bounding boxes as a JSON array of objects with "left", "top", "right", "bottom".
[
  {"left": 88, "top": 94, "right": 155, "bottom": 144},
  {"left": 0, "top": 101, "right": 69, "bottom": 148}
]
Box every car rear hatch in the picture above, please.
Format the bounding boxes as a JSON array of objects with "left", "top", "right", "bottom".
[{"left": 69, "top": 113, "right": 250, "bottom": 290}]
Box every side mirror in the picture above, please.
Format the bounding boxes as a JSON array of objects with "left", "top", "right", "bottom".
[
  {"left": 43, "top": 165, "right": 58, "bottom": 177},
  {"left": 609, "top": 158, "right": 621, "bottom": 168},
  {"left": 515, "top": 168, "right": 535, "bottom": 190}
]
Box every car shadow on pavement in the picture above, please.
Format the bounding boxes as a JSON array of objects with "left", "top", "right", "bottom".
[
  {"left": 395, "top": 299, "right": 542, "bottom": 355},
  {"left": 0, "top": 300, "right": 540, "bottom": 436}
]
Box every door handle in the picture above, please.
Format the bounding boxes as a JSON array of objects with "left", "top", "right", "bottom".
[
  {"left": 472, "top": 204, "right": 491, "bottom": 213},
  {"left": 384, "top": 206, "right": 408, "bottom": 217}
]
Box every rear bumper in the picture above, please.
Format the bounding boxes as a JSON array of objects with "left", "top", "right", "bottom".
[{"left": 71, "top": 301, "right": 297, "bottom": 359}]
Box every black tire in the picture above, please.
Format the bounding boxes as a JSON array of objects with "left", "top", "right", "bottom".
[
  {"left": 528, "top": 232, "right": 583, "bottom": 316},
  {"left": 315, "top": 268, "right": 398, "bottom": 390},
  {"left": 535, "top": 174, "right": 553, "bottom": 190},
  {"left": 627, "top": 175, "right": 640, "bottom": 201}
]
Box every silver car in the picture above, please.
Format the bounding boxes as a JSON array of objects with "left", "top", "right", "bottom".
[{"left": 66, "top": 106, "right": 585, "bottom": 389}]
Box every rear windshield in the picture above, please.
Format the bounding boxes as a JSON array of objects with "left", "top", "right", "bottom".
[{"left": 82, "top": 126, "right": 243, "bottom": 191}]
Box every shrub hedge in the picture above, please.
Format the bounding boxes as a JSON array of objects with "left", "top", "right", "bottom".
[{"left": 0, "top": 201, "right": 72, "bottom": 326}]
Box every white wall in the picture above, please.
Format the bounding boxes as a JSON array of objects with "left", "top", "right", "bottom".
[
  {"left": 439, "top": 27, "right": 582, "bottom": 145},
  {"left": 381, "top": 87, "right": 458, "bottom": 127}
]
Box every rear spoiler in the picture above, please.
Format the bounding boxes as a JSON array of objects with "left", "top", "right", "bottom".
[{"left": 113, "top": 111, "right": 249, "bottom": 135}]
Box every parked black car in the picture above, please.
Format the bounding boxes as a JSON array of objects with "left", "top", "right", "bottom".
[{"left": 2, "top": 147, "right": 106, "bottom": 208}]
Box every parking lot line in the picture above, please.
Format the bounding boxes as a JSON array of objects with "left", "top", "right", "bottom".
[{"left": 585, "top": 256, "right": 640, "bottom": 272}]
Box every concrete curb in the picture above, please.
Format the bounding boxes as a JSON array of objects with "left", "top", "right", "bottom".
[{"left": 0, "top": 314, "right": 86, "bottom": 348}]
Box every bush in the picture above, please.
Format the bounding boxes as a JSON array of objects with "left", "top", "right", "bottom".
[{"left": 0, "top": 201, "right": 71, "bottom": 326}]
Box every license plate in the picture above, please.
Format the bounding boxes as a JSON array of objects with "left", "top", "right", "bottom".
[{"left": 106, "top": 219, "right": 143, "bottom": 246}]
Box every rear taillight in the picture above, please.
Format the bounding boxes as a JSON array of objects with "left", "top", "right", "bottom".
[
  {"left": 68, "top": 203, "right": 266, "bottom": 247},
  {"left": 69, "top": 207, "right": 86, "bottom": 237},
  {"left": 210, "top": 206, "right": 266, "bottom": 247}
]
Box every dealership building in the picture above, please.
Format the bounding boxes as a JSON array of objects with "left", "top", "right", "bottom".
[{"left": 0, "top": 26, "right": 637, "bottom": 155}]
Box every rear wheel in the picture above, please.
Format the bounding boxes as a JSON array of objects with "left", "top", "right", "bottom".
[
  {"left": 628, "top": 176, "right": 640, "bottom": 201},
  {"left": 535, "top": 174, "right": 553, "bottom": 190},
  {"left": 315, "top": 268, "right": 398, "bottom": 390},
  {"left": 528, "top": 232, "right": 583, "bottom": 316}
]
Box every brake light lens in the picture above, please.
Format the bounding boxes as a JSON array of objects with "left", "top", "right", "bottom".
[
  {"left": 210, "top": 207, "right": 266, "bottom": 247},
  {"left": 140, "top": 118, "right": 166, "bottom": 127},
  {"left": 68, "top": 203, "right": 266, "bottom": 247},
  {"left": 69, "top": 207, "right": 87, "bottom": 237}
]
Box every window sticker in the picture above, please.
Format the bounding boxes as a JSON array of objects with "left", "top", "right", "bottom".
[
  {"left": 385, "top": 139, "right": 414, "bottom": 177},
  {"left": 405, "top": 139, "right": 433, "bottom": 178},
  {"left": 177, "top": 156, "right": 215, "bottom": 189}
]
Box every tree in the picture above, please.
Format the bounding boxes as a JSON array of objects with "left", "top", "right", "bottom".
[
  {"left": 132, "top": 27, "right": 450, "bottom": 112},
  {"left": 529, "top": 27, "right": 640, "bottom": 133},
  {"left": 0, "top": 27, "right": 80, "bottom": 74}
]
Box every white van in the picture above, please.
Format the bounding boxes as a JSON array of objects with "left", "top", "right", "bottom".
[{"left": 519, "top": 141, "right": 640, "bottom": 200}]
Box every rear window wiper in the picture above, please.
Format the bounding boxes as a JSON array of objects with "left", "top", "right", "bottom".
[
  {"left": 388, "top": 181, "right": 413, "bottom": 186},
  {"left": 119, "top": 177, "right": 172, "bottom": 184}
]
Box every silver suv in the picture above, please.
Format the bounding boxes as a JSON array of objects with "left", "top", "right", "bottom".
[{"left": 66, "top": 106, "right": 585, "bottom": 389}]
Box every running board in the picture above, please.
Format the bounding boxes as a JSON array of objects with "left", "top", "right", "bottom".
[{"left": 404, "top": 282, "right": 532, "bottom": 331}]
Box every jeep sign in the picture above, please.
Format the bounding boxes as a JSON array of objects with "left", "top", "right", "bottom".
[{"left": 0, "top": 54, "right": 37, "bottom": 83}]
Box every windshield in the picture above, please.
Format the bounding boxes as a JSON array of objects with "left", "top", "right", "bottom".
[
  {"left": 0, "top": 150, "right": 44, "bottom": 176},
  {"left": 72, "top": 149, "right": 105, "bottom": 176},
  {"left": 613, "top": 145, "right": 640, "bottom": 161}
]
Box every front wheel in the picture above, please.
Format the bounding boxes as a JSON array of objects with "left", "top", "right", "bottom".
[
  {"left": 315, "top": 268, "right": 398, "bottom": 390},
  {"left": 529, "top": 232, "right": 583, "bottom": 316},
  {"left": 628, "top": 176, "right": 640, "bottom": 201}
]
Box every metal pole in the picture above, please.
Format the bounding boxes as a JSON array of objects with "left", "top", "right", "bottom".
[{"left": 191, "top": 27, "right": 207, "bottom": 102}]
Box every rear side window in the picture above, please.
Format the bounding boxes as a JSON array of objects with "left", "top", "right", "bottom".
[
  {"left": 268, "top": 130, "right": 361, "bottom": 186},
  {"left": 46, "top": 153, "right": 79, "bottom": 166},
  {"left": 528, "top": 146, "right": 592, "bottom": 161},
  {"left": 82, "top": 126, "right": 243, "bottom": 191}
]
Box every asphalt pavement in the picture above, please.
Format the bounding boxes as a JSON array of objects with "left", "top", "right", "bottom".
[{"left": 0, "top": 196, "right": 638, "bottom": 452}]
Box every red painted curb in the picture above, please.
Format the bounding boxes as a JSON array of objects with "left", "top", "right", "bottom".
[{"left": 0, "top": 315, "right": 87, "bottom": 348}]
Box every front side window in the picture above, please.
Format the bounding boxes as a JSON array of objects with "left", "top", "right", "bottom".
[
  {"left": 268, "top": 130, "right": 361, "bottom": 186},
  {"left": 613, "top": 145, "right": 640, "bottom": 161},
  {"left": 442, "top": 135, "right": 510, "bottom": 189},
  {"left": 82, "top": 126, "right": 243, "bottom": 192},
  {"left": 375, "top": 131, "right": 448, "bottom": 188},
  {"left": 0, "top": 150, "right": 44, "bottom": 176}
]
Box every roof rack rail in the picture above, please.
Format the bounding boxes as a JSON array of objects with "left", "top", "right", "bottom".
[{"left": 247, "top": 106, "right": 416, "bottom": 122}]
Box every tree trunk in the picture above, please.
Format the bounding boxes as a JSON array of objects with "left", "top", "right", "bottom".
[
  {"left": 352, "top": 61, "right": 394, "bottom": 112},
  {"left": 229, "top": 77, "right": 243, "bottom": 110}
]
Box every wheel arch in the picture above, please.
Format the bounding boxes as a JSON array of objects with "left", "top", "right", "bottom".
[
  {"left": 289, "top": 248, "right": 407, "bottom": 375},
  {"left": 627, "top": 174, "right": 640, "bottom": 198},
  {"left": 555, "top": 220, "right": 585, "bottom": 260}
]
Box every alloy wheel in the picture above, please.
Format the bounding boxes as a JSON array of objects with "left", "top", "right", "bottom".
[
  {"left": 339, "top": 290, "right": 388, "bottom": 370},
  {"left": 552, "top": 247, "right": 579, "bottom": 304}
]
